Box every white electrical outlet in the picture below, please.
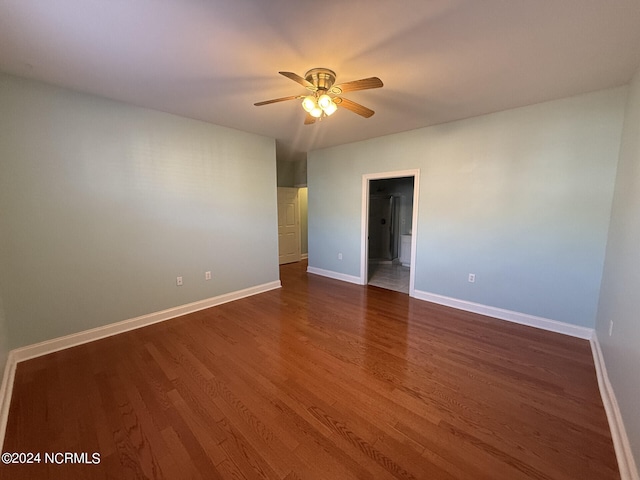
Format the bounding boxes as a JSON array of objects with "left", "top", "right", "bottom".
[
  {"left": 338, "top": 253, "right": 343, "bottom": 260},
  {"left": 609, "top": 320, "right": 614, "bottom": 336},
  {"left": 468, "top": 273, "right": 475, "bottom": 283},
  {"left": 176, "top": 276, "right": 183, "bottom": 286},
  {"left": 205, "top": 271, "right": 211, "bottom": 280}
]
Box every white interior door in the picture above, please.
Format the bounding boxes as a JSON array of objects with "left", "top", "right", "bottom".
[{"left": 277, "top": 187, "right": 301, "bottom": 265}]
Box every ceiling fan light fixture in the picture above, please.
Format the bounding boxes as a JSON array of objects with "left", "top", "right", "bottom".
[
  {"left": 302, "top": 95, "right": 316, "bottom": 112},
  {"left": 255, "top": 68, "right": 382, "bottom": 124}
]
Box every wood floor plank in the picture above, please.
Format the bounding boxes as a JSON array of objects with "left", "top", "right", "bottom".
[{"left": 0, "top": 260, "right": 619, "bottom": 479}]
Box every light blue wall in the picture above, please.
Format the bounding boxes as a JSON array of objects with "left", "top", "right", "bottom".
[
  {"left": 0, "top": 295, "right": 7, "bottom": 374},
  {"left": 309, "top": 88, "right": 626, "bottom": 327},
  {"left": 0, "top": 129, "right": 8, "bottom": 377},
  {"left": 596, "top": 70, "right": 640, "bottom": 469},
  {"left": 0, "top": 73, "right": 279, "bottom": 349}
]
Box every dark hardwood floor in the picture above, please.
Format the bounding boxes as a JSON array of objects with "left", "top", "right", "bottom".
[{"left": 1, "top": 261, "right": 619, "bottom": 479}]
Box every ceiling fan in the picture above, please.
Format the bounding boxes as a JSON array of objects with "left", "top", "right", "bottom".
[{"left": 254, "top": 68, "right": 383, "bottom": 125}]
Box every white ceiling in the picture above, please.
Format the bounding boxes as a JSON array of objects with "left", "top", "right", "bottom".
[{"left": 1, "top": 1, "right": 640, "bottom": 162}]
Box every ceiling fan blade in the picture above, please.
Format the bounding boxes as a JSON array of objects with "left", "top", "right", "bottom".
[
  {"left": 330, "top": 77, "right": 383, "bottom": 94},
  {"left": 254, "top": 95, "right": 303, "bottom": 106},
  {"left": 279, "top": 71, "right": 316, "bottom": 91},
  {"left": 304, "top": 113, "right": 317, "bottom": 125},
  {"left": 334, "top": 97, "right": 375, "bottom": 118}
]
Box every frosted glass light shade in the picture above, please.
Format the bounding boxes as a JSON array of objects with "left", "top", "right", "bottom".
[
  {"left": 310, "top": 106, "right": 323, "bottom": 118},
  {"left": 323, "top": 101, "right": 337, "bottom": 116},
  {"left": 302, "top": 96, "right": 316, "bottom": 113},
  {"left": 318, "top": 94, "right": 332, "bottom": 109}
]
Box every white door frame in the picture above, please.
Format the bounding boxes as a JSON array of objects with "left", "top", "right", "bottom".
[{"left": 360, "top": 169, "right": 420, "bottom": 296}]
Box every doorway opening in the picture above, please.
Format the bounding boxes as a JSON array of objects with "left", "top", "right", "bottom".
[{"left": 361, "top": 170, "right": 419, "bottom": 295}]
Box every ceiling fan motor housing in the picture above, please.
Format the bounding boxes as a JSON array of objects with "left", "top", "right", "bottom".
[{"left": 304, "top": 68, "right": 336, "bottom": 92}]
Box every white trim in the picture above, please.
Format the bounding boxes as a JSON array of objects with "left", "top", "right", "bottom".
[
  {"left": 412, "top": 289, "right": 594, "bottom": 339},
  {"left": 591, "top": 334, "right": 639, "bottom": 480},
  {"left": 300, "top": 253, "right": 308, "bottom": 260},
  {"left": 307, "top": 266, "right": 361, "bottom": 285},
  {"left": 0, "top": 280, "right": 281, "bottom": 449},
  {"left": 360, "top": 169, "right": 420, "bottom": 295}
]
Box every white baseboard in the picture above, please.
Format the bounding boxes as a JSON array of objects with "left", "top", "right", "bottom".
[
  {"left": 412, "top": 289, "right": 594, "bottom": 339},
  {"left": 307, "top": 266, "right": 362, "bottom": 285},
  {"left": 300, "top": 253, "right": 308, "bottom": 260},
  {"left": 591, "top": 334, "right": 639, "bottom": 480},
  {"left": 0, "top": 280, "right": 281, "bottom": 450}
]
